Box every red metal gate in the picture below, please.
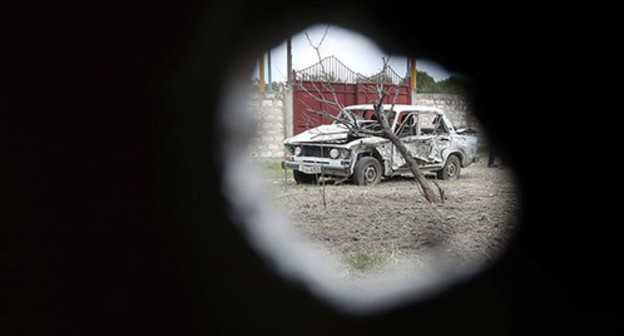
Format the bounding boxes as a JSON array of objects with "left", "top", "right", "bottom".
[{"left": 292, "top": 56, "right": 412, "bottom": 135}]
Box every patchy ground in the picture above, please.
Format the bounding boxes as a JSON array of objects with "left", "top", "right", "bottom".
[{"left": 261, "top": 160, "right": 520, "bottom": 279}]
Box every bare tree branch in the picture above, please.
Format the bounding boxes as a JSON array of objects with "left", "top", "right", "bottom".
[
  {"left": 296, "top": 79, "right": 342, "bottom": 110},
  {"left": 303, "top": 26, "right": 344, "bottom": 112},
  {"left": 304, "top": 25, "right": 330, "bottom": 50}
]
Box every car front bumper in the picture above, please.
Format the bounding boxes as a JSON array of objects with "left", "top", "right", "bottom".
[{"left": 281, "top": 157, "right": 352, "bottom": 177}]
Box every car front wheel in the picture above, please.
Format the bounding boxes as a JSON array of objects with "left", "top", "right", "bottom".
[
  {"left": 353, "top": 156, "right": 382, "bottom": 185},
  {"left": 437, "top": 154, "right": 461, "bottom": 180}
]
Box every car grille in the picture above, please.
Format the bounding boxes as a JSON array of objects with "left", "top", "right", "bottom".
[{"left": 301, "top": 145, "right": 333, "bottom": 158}]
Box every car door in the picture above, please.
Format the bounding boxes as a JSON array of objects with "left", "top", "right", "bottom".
[
  {"left": 391, "top": 112, "right": 447, "bottom": 170},
  {"left": 425, "top": 113, "right": 452, "bottom": 164}
]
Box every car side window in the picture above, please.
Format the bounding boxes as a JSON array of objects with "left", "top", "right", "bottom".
[
  {"left": 432, "top": 115, "right": 449, "bottom": 135},
  {"left": 396, "top": 113, "right": 418, "bottom": 137},
  {"left": 417, "top": 113, "right": 448, "bottom": 136}
]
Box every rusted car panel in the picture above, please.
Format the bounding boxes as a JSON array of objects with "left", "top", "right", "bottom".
[{"left": 282, "top": 104, "right": 479, "bottom": 185}]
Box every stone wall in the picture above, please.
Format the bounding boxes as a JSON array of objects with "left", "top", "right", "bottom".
[
  {"left": 411, "top": 93, "right": 479, "bottom": 131},
  {"left": 247, "top": 91, "right": 287, "bottom": 162}
]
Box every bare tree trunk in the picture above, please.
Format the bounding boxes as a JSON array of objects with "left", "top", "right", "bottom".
[
  {"left": 392, "top": 135, "right": 441, "bottom": 203},
  {"left": 372, "top": 77, "right": 442, "bottom": 204},
  {"left": 373, "top": 105, "right": 441, "bottom": 203}
]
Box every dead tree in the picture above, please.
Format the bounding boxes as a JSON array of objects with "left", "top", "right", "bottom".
[
  {"left": 370, "top": 72, "right": 442, "bottom": 203},
  {"left": 297, "top": 26, "right": 443, "bottom": 203}
]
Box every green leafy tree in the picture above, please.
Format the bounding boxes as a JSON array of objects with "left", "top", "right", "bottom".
[
  {"left": 438, "top": 76, "right": 470, "bottom": 95},
  {"left": 416, "top": 71, "right": 440, "bottom": 93},
  {"left": 361, "top": 72, "right": 394, "bottom": 85}
]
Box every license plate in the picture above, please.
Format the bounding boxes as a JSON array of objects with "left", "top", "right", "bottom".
[{"left": 299, "top": 164, "right": 321, "bottom": 174}]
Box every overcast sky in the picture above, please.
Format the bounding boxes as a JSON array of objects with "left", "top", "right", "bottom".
[{"left": 255, "top": 24, "right": 451, "bottom": 83}]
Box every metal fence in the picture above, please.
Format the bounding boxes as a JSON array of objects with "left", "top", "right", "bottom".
[{"left": 294, "top": 55, "right": 406, "bottom": 86}]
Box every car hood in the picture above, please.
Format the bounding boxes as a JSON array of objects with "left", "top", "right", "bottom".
[{"left": 284, "top": 124, "right": 352, "bottom": 144}]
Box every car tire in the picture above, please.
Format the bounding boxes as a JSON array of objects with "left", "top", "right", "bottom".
[
  {"left": 437, "top": 154, "right": 461, "bottom": 180},
  {"left": 293, "top": 170, "right": 319, "bottom": 184},
  {"left": 353, "top": 156, "right": 382, "bottom": 185}
]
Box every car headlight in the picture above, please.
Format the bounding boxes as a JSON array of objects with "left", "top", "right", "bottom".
[
  {"left": 329, "top": 148, "right": 340, "bottom": 159},
  {"left": 340, "top": 149, "right": 350, "bottom": 159},
  {"left": 294, "top": 146, "right": 302, "bottom": 156}
]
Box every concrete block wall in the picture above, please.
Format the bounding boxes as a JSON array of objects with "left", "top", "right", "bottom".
[
  {"left": 247, "top": 91, "right": 286, "bottom": 162},
  {"left": 412, "top": 93, "right": 485, "bottom": 147},
  {"left": 412, "top": 93, "right": 479, "bottom": 130}
]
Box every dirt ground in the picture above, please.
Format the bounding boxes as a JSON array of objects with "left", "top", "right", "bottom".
[{"left": 263, "top": 160, "right": 520, "bottom": 280}]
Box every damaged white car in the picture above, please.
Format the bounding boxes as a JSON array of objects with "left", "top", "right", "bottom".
[{"left": 282, "top": 104, "right": 479, "bottom": 185}]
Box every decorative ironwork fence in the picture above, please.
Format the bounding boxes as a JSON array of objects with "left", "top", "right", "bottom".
[{"left": 294, "top": 55, "right": 406, "bottom": 85}]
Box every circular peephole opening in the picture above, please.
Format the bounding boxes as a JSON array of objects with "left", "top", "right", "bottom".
[{"left": 220, "top": 24, "right": 520, "bottom": 315}]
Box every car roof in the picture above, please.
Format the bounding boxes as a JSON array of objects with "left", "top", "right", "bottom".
[{"left": 344, "top": 104, "right": 444, "bottom": 113}]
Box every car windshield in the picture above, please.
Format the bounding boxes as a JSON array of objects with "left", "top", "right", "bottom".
[{"left": 334, "top": 108, "right": 397, "bottom": 127}]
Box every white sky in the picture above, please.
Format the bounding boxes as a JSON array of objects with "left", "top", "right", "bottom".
[{"left": 255, "top": 24, "right": 451, "bottom": 83}]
